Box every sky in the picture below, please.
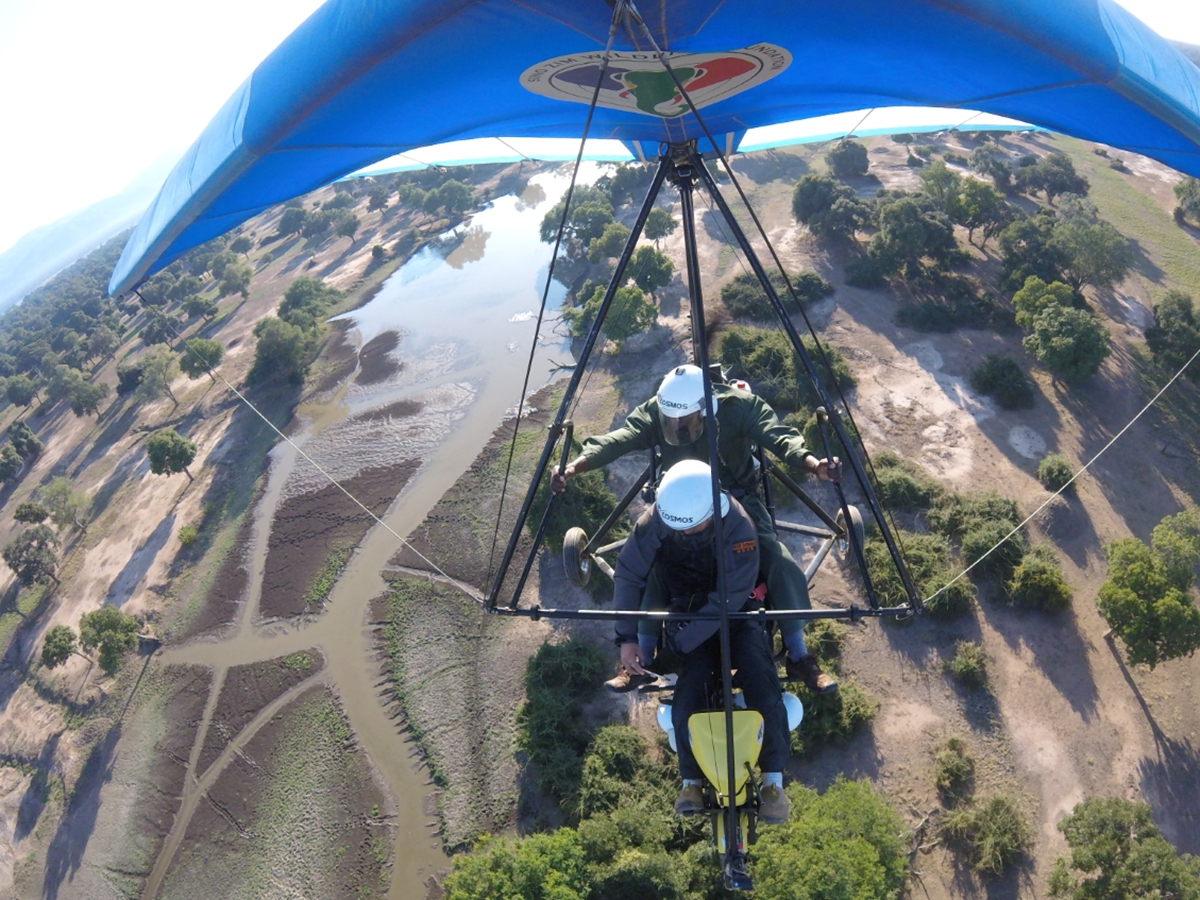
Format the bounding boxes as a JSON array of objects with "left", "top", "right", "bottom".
[{"left": 0, "top": 0, "right": 1198, "bottom": 257}]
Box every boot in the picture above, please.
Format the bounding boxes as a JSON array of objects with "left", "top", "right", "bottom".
[
  {"left": 786, "top": 654, "right": 838, "bottom": 695},
  {"left": 758, "top": 783, "right": 790, "bottom": 825},
  {"left": 604, "top": 667, "right": 655, "bottom": 693},
  {"left": 674, "top": 783, "right": 705, "bottom": 816}
]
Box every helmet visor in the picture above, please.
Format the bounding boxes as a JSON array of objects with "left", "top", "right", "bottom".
[{"left": 660, "top": 409, "right": 705, "bottom": 446}]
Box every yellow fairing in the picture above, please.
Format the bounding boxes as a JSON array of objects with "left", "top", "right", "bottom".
[{"left": 689, "top": 710, "right": 763, "bottom": 807}]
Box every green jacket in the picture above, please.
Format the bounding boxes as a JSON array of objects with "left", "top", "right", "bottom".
[{"left": 579, "top": 383, "right": 812, "bottom": 493}]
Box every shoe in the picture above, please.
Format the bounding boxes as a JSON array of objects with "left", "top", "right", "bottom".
[
  {"left": 604, "top": 667, "right": 655, "bottom": 693},
  {"left": 674, "top": 783, "right": 705, "bottom": 816},
  {"left": 758, "top": 783, "right": 790, "bottom": 825},
  {"left": 785, "top": 654, "right": 839, "bottom": 695}
]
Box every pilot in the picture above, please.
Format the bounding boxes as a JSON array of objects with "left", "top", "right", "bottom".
[
  {"left": 613, "top": 459, "right": 790, "bottom": 823},
  {"left": 554, "top": 363, "right": 839, "bottom": 695}
]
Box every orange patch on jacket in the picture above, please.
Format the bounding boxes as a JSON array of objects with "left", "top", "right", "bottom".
[{"left": 733, "top": 540, "right": 757, "bottom": 554}]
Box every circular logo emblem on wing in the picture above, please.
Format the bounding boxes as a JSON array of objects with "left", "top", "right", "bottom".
[{"left": 520, "top": 44, "right": 791, "bottom": 119}]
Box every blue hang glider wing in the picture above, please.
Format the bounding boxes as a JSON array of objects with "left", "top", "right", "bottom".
[{"left": 109, "top": 0, "right": 1200, "bottom": 296}]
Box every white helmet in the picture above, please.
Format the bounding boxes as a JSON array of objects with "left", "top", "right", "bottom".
[
  {"left": 656, "top": 459, "right": 730, "bottom": 530},
  {"left": 656, "top": 365, "right": 717, "bottom": 446}
]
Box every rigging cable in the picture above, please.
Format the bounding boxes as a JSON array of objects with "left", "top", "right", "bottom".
[
  {"left": 924, "top": 341, "right": 1200, "bottom": 605},
  {"left": 483, "top": 0, "right": 627, "bottom": 589},
  {"left": 133, "top": 289, "right": 486, "bottom": 606}
]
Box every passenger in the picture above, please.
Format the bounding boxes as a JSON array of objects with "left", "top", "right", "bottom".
[
  {"left": 613, "top": 459, "right": 790, "bottom": 823},
  {"left": 553, "top": 364, "right": 839, "bottom": 694}
]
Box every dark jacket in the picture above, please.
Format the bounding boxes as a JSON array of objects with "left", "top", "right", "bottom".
[
  {"left": 613, "top": 495, "right": 760, "bottom": 654},
  {"left": 579, "top": 383, "right": 812, "bottom": 494}
]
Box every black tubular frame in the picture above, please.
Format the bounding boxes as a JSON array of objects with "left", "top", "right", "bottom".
[{"left": 483, "top": 142, "right": 922, "bottom": 884}]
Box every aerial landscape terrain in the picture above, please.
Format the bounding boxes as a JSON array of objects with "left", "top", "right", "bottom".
[{"left": 0, "top": 125, "right": 1196, "bottom": 900}]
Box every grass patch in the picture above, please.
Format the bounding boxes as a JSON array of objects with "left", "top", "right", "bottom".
[
  {"left": 866, "top": 531, "right": 975, "bottom": 618},
  {"left": 942, "top": 794, "right": 1032, "bottom": 875},
  {"left": 934, "top": 736, "right": 975, "bottom": 800},
  {"left": 945, "top": 641, "right": 988, "bottom": 688},
  {"left": 786, "top": 677, "right": 879, "bottom": 756},
  {"left": 869, "top": 450, "right": 944, "bottom": 512},
  {"left": 304, "top": 543, "right": 352, "bottom": 607}
]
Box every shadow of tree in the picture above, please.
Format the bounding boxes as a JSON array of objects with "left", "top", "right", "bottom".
[
  {"left": 978, "top": 598, "right": 1100, "bottom": 723},
  {"left": 69, "top": 403, "right": 138, "bottom": 480},
  {"left": 42, "top": 722, "right": 121, "bottom": 900},
  {"left": 103, "top": 513, "right": 176, "bottom": 606},
  {"left": 729, "top": 150, "right": 810, "bottom": 186},
  {"left": 14, "top": 730, "right": 62, "bottom": 841},
  {"left": 792, "top": 718, "right": 884, "bottom": 788},
  {"left": 1104, "top": 636, "right": 1200, "bottom": 855}
]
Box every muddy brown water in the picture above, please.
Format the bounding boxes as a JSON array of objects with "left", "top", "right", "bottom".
[{"left": 152, "top": 167, "right": 594, "bottom": 899}]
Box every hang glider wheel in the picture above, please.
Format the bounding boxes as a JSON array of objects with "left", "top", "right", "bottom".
[
  {"left": 835, "top": 506, "right": 864, "bottom": 560},
  {"left": 563, "top": 527, "right": 592, "bottom": 587}
]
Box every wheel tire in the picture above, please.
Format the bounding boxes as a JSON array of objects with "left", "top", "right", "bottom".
[
  {"left": 835, "top": 505, "right": 864, "bottom": 559},
  {"left": 563, "top": 527, "right": 591, "bottom": 587}
]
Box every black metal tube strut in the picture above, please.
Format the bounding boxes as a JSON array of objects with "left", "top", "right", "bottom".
[
  {"left": 691, "top": 152, "right": 922, "bottom": 610},
  {"left": 485, "top": 155, "right": 671, "bottom": 609},
  {"left": 672, "top": 147, "right": 745, "bottom": 873}
]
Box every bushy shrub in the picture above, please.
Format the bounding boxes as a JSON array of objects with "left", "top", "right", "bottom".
[
  {"left": 826, "top": 140, "right": 870, "bottom": 178},
  {"left": 1036, "top": 453, "right": 1075, "bottom": 492},
  {"left": 785, "top": 678, "right": 878, "bottom": 756},
  {"left": 720, "top": 270, "right": 834, "bottom": 319},
  {"left": 845, "top": 255, "right": 885, "bottom": 288},
  {"left": 1006, "top": 551, "right": 1073, "bottom": 611},
  {"left": 934, "top": 736, "right": 975, "bottom": 798},
  {"left": 961, "top": 519, "right": 1027, "bottom": 579},
  {"left": 928, "top": 491, "right": 1019, "bottom": 539},
  {"left": 443, "top": 830, "right": 590, "bottom": 900},
  {"left": 945, "top": 640, "right": 988, "bottom": 688},
  {"left": 752, "top": 779, "right": 909, "bottom": 900},
  {"left": 528, "top": 441, "right": 627, "bottom": 554},
  {"left": 870, "top": 450, "right": 943, "bottom": 512},
  {"left": 865, "top": 531, "right": 975, "bottom": 617},
  {"left": 716, "top": 325, "right": 854, "bottom": 414},
  {"left": 942, "top": 795, "right": 1032, "bottom": 874},
  {"left": 970, "top": 355, "right": 1035, "bottom": 409},
  {"left": 177, "top": 525, "right": 199, "bottom": 546},
  {"left": 516, "top": 639, "right": 606, "bottom": 817}
]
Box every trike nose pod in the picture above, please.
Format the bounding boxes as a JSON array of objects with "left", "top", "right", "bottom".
[{"left": 689, "top": 709, "right": 763, "bottom": 807}]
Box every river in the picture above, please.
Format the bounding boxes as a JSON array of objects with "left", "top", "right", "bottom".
[{"left": 154, "top": 163, "right": 598, "bottom": 898}]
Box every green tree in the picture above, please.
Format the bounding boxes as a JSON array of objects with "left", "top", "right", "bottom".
[
  {"left": 1096, "top": 512, "right": 1200, "bottom": 668},
  {"left": 145, "top": 428, "right": 198, "bottom": 481},
  {"left": 178, "top": 338, "right": 225, "bottom": 382},
  {"left": 951, "top": 178, "right": 1005, "bottom": 245},
  {"left": 1022, "top": 304, "right": 1111, "bottom": 384},
  {"left": 1048, "top": 797, "right": 1200, "bottom": 900},
  {"left": 6, "top": 374, "right": 38, "bottom": 409},
  {"left": 586, "top": 222, "right": 630, "bottom": 263},
  {"left": 135, "top": 344, "right": 181, "bottom": 406},
  {"left": 39, "top": 476, "right": 89, "bottom": 532},
  {"left": 438, "top": 180, "right": 474, "bottom": 215},
  {"left": 563, "top": 285, "right": 658, "bottom": 350},
  {"left": 1051, "top": 218, "right": 1133, "bottom": 293},
  {"left": 1017, "top": 152, "right": 1089, "bottom": 204},
  {"left": 336, "top": 214, "right": 360, "bottom": 243},
  {"left": 278, "top": 206, "right": 308, "bottom": 236},
  {"left": 14, "top": 502, "right": 49, "bottom": 524},
  {"left": 218, "top": 261, "right": 253, "bottom": 299},
  {"left": 208, "top": 249, "right": 237, "bottom": 281},
  {"left": 41, "top": 625, "right": 81, "bottom": 669},
  {"left": 825, "top": 140, "right": 869, "bottom": 178},
  {"left": 87, "top": 325, "right": 120, "bottom": 361},
  {"left": 182, "top": 294, "right": 219, "bottom": 319},
  {"left": 1012, "top": 275, "right": 1076, "bottom": 329},
  {"left": 367, "top": 184, "right": 391, "bottom": 212},
  {"left": 1174, "top": 176, "right": 1200, "bottom": 225},
  {"left": 540, "top": 184, "right": 612, "bottom": 243},
  {"left": 45, "top": 364, "right": 85, "bottom": 407},
  {"left": 630, "top": 245, "right": 673, "bottom": 297},
  {"left": 643, "top": 207, "right": 677, "bottom": 247},
  {"left": 9, "top": 421, "right": 42, "bottom": 459},
  {"left": 919, "top": 159, "right": 962, "bottom": 209},
  {"left": 279, "top": 276, "right": 342, "bottom": 330},
  {"left": 0, "top": 445, "right": 21, "bottom": 482},
  {"left": 792, "top": 174, "right": 868, "bottom": 241},
  {"left": 717, "top": 324, "right": 854, "bottom": 413},
  {"left": 249, "top": 317, "right": 316, "bottom": 385},
  {"left": 721, "top": 269, "right": 834, "bottom": 319},
  {"left": 970, "top": 143, "right": 1014, "bottom": 192},
  {"left": 229, "top": 235, "right": 253, "bottom": 256},
  {"left": 69, "top": 380, "right": 109, "bottom": 417},
  {"left": 998, "top": 210, "right": 1065, "bottom": 291},
  {"left": 79, "top": 606, "right": 140, "bottom": 675},
  {"left": 3, "top": 525, "right": 60, "bottom": 586},
  {"left": 443, "top": 830, "right": 589, "bottom": 900},
  {"left": 752, "top": 778, "right": 909, "bottom": 900},
  {"left": 870, "top": 197, "right": 929, "bottom": 277},
  {"left": 141, "top": 309, "right": 179, "bottom": 347},
  {"left": 1145, "top": 290, "right": 1200, "bottom": 377}
]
